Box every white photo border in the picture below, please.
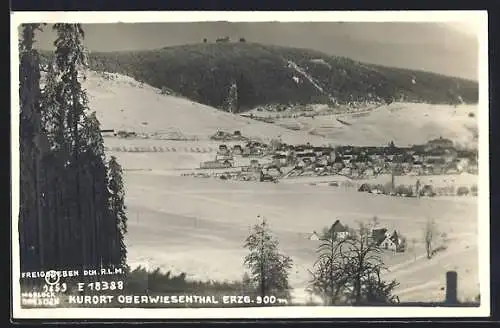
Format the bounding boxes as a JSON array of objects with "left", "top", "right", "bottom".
[{"left": 11, "top": 10, "right": 490, "bottom": 320}]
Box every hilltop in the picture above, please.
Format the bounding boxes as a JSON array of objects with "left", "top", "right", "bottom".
[{"left": 39, "top": 42, "right": 478, "bottom": 113}]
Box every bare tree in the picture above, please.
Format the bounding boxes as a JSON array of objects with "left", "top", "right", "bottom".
[
  {"left": 308, "top": 231, "right": 347, "bottom": 305},
  {"left": 310, "top": 221, "right": 399, "bottom": 305},
  {"left": 424, "top": 218, "right": 437, "bottom": 259}
]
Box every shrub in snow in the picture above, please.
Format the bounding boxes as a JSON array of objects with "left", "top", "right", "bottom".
[
  {"left": 470, "top": 184, "right": 478, "bottom": 196},
  {"left": 457, "top": 186, "right": 470, "bottom": 196}
]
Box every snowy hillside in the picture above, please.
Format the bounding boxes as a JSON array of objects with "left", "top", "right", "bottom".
[
  {"left": 275, "top": 102, "right": 478, "bottom": 147},
  {"left": 79, "top": 70, "right": 329, "bottom": 145},
  {"left": 40, "top": 70, "right": 479, "bottom": 149}
]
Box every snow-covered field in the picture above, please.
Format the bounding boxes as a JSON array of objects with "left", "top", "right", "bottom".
[
  {"left": 121, "top": 170, "right": 479, "bottom": 304},
  {"left": 80, "top": 70, "right": 480, "bottom": 304}
]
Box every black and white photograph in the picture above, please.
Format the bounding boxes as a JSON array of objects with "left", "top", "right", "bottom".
[{"left": 11, "top": 11, "right": 489, "bottom": 319}]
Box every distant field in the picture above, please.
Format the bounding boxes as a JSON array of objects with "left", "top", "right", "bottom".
[{"left": 274, "top": 102, "right": 478, "bottom": 147}]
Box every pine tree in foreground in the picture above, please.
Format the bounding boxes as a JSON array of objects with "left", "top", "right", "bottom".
[
  {"left": 19, "top": 23, "right": 47, "bottom": 271},
  {"left": 243, "top": 216, "right": 293, "bottom": 301},
  {"left": 107, "top": 155, "right": 128, "bottom": 270}
]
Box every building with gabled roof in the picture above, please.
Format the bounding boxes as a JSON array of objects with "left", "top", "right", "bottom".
[
  {"left": 328, "top": 219, "right": 349, "bottom": 240},
  {"left": 380, "top": 230, "right": 404, "bottom": 252}
]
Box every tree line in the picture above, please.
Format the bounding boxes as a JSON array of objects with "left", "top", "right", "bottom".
[
  {"left": 40, "top": 42, "right": 479, "bottom": 113},
  {"left": 18, "top": 24, "right": 128, "bottom": 276}
]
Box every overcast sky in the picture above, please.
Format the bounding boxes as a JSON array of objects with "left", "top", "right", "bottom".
[
  {"left": 31, "top": 21, "right": 477, "bottom": 52},
  {"left": 27, "top": 21, "right": 479, "bottom": 80}
]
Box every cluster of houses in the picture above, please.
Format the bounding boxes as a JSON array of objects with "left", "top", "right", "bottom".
[
  {"left": 196, "top": 136, "right": 478, "bottom": 182},
  {"left": 328, "top": 137, "right": 478, "bottom": 178},
  {"left": 200, "top": 144, "right": 235, "bottom": 169},
  {"left": 308, "top": 220, "right": 406, "bottom": 253},
  {"left": 357, "top": 181, "right": 438, "bottom": 198}
]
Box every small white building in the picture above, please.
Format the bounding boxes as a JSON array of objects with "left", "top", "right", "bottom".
[
  {"left": 308, "top": 231, "right": 320, "bottom": 241},
  {"left": 380, "top": 230, "right": 403, "bottom": 252}
]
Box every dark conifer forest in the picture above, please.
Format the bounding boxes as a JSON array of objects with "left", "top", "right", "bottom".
[{"left": 19, "top": 24, "right": 128, "bottom": 275}]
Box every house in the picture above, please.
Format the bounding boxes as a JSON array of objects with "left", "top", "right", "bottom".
[
  {"left": 358, "top": 183, "right": 371, "bottom": 192},
  {"left": 218, "top": 144, "right": 230, "bottom": 155},
  {"left": 295, "top": 161, "right": 306, "bottom": 169},
  {"left": 232, "top": 145, "right": 243, "bottom": 155},
  {"left": 426, "top": 136, "right": 454, "bottom": 149},
  {"left": 412, "top": 154, "right": 424, "bottom": 162},
  {"left": 260, "top": 172, "right": 277, "bottom": 182},
  {"left": 363, "top": 167, "right": 375, "bottom": 177},
  {"left": 444, "top": 163, "right": 460, "bottom": 174},
  {"left": 317, "top": 156, "right": 329, "bottom": 166},
  {"left": 401, "top": 162, "right": 412, "bottom": 172},
  {"left": 250, "top": 159, "right": 260, "bottom": 169},
  {"left": 370, "top": 185, "right": 384, "bottom": 194},
  {"left": 380, "top": 230, "right": 403, "bottom": 252},
  {"left": 297, "top": 153, "right": 316, "bottom": 162},
  {"left": 246, "top": 147, "right": 264, "bottom": 157},
  {"left": 340, "top": 167, "right": 352, "bottom": 175},
  {"left": 350, "top": 168, "right": 361, "bottom": 178},
  {"left": 328, "top": 150, "right": 337, "bottom": 162},
  {"left": 332, "top": 161, "right": 345, "bottom": 172},
  {"left": 313, "top": 147, "right": 324, "bottom": 157},
  {"left": 328, "top": 220, "right": 349, "bottom": 240},
  {"left": 412, "top": 161, "right": 424, "bottom": 170},
  {"left": 308, "top": 231, "right": 320, "bottom": 241},
  {"left": 371, "top": 228, "right": 388, "bottom": 245},
  {"left": 272, "top": 154, "right": 288, "bottom": 166},
  {"left": 456, "top": 158, "right": 469, "bottom": 171},
  {"left": 264, "top": 165, "right": 283, "bottom": 177},
  {"left": 216, "top": 153, "right": 233, "bottom": 162},
  {"left": 275, "top": 149, "right": 289, "bottom": 157},
  {"left": 313, "top": 164, "right": 327, "bottom": 174},
  {"left": 342, "top": 154, "right": 353, "bottom": 164}
]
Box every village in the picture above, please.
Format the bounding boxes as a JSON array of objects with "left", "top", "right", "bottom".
[{"left": 183, "top": 130, "right": 478, "bottom": 197}]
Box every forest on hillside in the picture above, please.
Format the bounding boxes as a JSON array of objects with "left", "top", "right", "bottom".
[{"left": 38, "top": 43, "right": 478, "bottom": 112}]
